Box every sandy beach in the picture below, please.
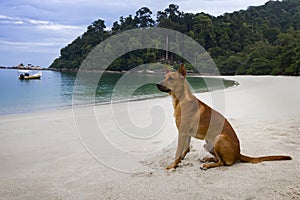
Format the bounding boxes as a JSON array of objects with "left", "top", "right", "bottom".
[{"left": 0, "top": 76, "right": 299, "bottom": 199}]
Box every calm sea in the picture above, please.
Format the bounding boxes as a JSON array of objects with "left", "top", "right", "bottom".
[{"left": 0, "top": 68, "right": 236, "bottom": 115}]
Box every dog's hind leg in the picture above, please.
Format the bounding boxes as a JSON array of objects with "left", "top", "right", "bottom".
[
  {"left": 200, "top": 140, "right": 218, "bottom": 163},
  {"left": 200, "top": 153, "right": 224, "bottom": 170},
  {"left": 200, "top": 134, "right": 239, "bottom": 169}
]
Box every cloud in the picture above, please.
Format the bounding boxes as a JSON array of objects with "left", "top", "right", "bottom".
[
  {"left": 28, "top": 19, "right": 84, "bottom": 31},
  {"left": 28, "top": 19, "right": 51, "bottom": 25},
  {"left": 0, "top": 40, "right": 64, "bottom": 48},
  {"left": 0, "top": 15, "right": 84, "bottom": 31},
  {"left": 13, "top": 21, "right": 24, "bottom": 24},
  {"left": 0, "top": 15, "right": 24, "bottom": 25},
  {"left": 0, "top": 14, "right": 13, "bottom": 19}
]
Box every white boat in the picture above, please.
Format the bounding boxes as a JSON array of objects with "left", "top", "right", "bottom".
[{"left": 18, "top": 70, "right": 42, "bottom": 80}]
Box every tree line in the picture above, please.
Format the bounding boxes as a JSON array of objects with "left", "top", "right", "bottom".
[{"left": 50, "top": 0, "right": 300, "bottom": 75}]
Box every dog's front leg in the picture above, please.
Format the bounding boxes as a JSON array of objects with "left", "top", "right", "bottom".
[
  {"left": 181, "top": 136, "right": 191, "bottom": 159},
  {"left": 166, "top": 134, "right": 188, "bottom": 170}
]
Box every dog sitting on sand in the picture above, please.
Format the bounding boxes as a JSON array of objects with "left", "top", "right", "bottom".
[{"left": 157, "top": 63, "right": 291, "bottom": 170}]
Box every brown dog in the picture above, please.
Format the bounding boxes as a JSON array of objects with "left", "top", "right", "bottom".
[{"left": 157, "top": 64, "right": 291, "bottom": 170}]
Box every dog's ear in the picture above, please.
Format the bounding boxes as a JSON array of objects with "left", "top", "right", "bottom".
[{"left": 178, "top": 63, "right": 186, "bottom": 77}]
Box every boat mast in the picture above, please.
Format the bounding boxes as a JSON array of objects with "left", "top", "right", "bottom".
[{"left": 165, "top": 35, "right": 168, "bottom": 60}]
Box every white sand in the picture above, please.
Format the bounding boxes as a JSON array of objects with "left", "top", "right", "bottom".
[{"left": 0, "top": 76, "right": 300, "bottom": 199}]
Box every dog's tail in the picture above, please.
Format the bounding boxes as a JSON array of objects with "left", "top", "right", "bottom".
[{"left": 239, "top": 154, "right": 292, "bottom": 163}]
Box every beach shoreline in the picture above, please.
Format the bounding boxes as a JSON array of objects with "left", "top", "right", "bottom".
[{"left": 0, "top": 76, "right": 299, "bottom": 199}]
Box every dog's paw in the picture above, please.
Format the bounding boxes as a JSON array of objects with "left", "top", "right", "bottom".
[
  {"left": 165, "top": 164, "right": 177, "bottom": 170},
  {"left": 200, "top": 157, "right": 217, "bottom": 163},
  {"left": 200, "top": 157, "right": 211, "bottom": 163},
  {"left": 200, "top": 164, "right": 208, "bottom": 170}
]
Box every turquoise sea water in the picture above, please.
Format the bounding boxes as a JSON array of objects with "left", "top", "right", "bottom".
[{"left": 0, "top": 69, "right": 236, "bottom": 115}]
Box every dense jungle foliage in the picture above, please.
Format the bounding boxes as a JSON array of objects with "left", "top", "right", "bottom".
[{"left": 50, "top": 0, "right": 300, "bottom": 75}]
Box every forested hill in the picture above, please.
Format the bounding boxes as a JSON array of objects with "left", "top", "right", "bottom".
[{"left": 50, "top": 0, "right": 300, "bottom": 75}]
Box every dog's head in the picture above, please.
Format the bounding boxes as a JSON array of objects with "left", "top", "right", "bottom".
[{"left": 156, "top": 63, "right": 187, "bottom": 94}]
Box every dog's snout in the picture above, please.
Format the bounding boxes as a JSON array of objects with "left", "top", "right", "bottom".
[
  {"left": 156, "top": 82, "right": 171, "bottom": 93},
  {"left": 156, "top": 83, "right": 164, "bottom": 90}
]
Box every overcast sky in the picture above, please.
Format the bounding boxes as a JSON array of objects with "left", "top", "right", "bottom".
[{"left": 0, "top": 0, "right": 270, "bottom": 67}]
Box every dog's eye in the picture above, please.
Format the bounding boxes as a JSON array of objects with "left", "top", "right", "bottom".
[{"left": 168, "top": 77, "right": 174, "bottom": 81}]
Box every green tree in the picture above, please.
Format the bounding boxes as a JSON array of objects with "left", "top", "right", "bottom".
[
  {"left": 219, "top": 55, "right": 241, "bottom": 75},
  {"left": 135, "top": 7, "right": 155, "bottom": 28}
]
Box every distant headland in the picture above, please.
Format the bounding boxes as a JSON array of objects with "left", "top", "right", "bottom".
[{"left": 0, "top": 63, "right": 51, "bottom": 71}]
